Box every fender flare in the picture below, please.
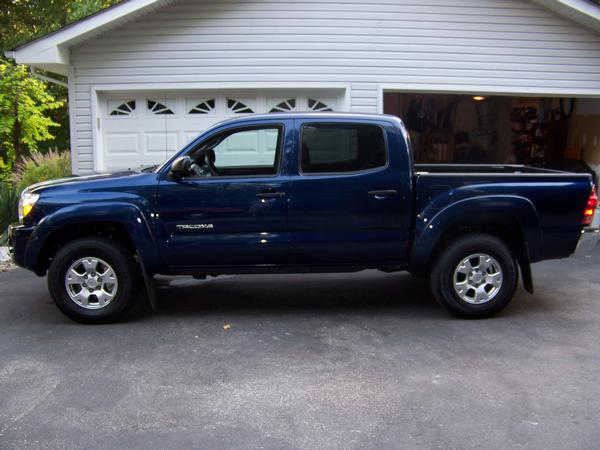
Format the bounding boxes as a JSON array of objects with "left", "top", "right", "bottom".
[
  {"left": 24, "top": 202, "right": 161, "bottom": 275},
  {"left": 409, "top": 195, "right": 543, "bottom": 273}
]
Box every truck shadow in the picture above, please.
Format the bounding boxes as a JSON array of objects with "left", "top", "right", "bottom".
[
  {"left": 146, "top": 271, "right": 449, "bottom": 319},
  {"left": 139, "top": 270, "right": 548, "bottom": 320}
]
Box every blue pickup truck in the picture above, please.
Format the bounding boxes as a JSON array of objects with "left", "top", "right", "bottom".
[{"left": 8, "top": 113, "right": 599, "bottom": 323}]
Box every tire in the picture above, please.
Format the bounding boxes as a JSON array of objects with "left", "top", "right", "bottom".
[
  {"left": 47, "top": 238, "right": 140, "bottom": 324},
  {"left": 430, "top": 234, "right": 518, "bottom": 319}
]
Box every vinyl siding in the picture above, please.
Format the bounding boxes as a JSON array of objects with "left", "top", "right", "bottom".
[{"left": 70, "top": 0, "right": 600, "bottom": 173}]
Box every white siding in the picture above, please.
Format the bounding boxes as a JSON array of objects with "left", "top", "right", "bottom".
[{"left": 70, "top": 0, "right": 600, "bottom": 173}]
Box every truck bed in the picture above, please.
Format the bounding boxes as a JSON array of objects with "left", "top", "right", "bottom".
[
  {"left": 413, "top": 164, "right": 593, "bottom": 261},
  {"left": 415, "top": 164, "right": 564, "bottom": 175}
]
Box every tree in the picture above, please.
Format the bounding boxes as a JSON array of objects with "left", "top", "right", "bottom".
[
  {"left": 0, "top": 62, "right": 63, "bottom": 175},
  {"left": 0, "top": 1, "right": 121, "bottom": 52},
  {"left": 0, "top": 0, "right": 121, "bottom": 177}
]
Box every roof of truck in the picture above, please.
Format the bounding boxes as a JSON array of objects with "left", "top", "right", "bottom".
[{"left": 213, "top": 112, "right": 405, "bottom": 127}]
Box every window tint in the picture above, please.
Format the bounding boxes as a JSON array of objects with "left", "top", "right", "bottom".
[
  {"left": 194, "top": 127, "right": 281, "bottom": 177},
  {"left": 301, "top": 123, "right": 386, "bottom": 173}
]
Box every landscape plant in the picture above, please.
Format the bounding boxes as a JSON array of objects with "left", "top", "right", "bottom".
[{"left": 12, "top": 149, "right": 72, "bottom": 194}]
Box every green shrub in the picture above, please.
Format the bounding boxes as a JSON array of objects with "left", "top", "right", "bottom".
[
  {"left": 0, "top": 182, "right": 18, "bottom": 242},
  {"left": 12, "top": 150, "right": 72, "bottom": 194}
]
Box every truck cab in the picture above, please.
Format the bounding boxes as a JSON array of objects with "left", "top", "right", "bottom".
[{"left": 157, "top": 114, "right": 413, "bottom": 271}]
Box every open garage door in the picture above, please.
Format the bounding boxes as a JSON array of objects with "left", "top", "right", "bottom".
[{"left": 384, "top": 92, "right": 600, "bottom": 187}]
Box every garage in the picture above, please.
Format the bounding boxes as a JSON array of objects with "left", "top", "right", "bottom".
[
  {"left": 99, "top": 91, "right": 342, "bottom": 171},
  {"left": 384, "top": 93, "right": 600, "bottom": 183}
]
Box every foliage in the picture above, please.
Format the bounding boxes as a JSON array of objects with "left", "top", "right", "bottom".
[
  {"left": 0, "top": 1, "right": 122, "bottom": 176},
  {"left": 0, "top": 1, "right": 122, "bottom": 52},
  {"left": 0, "top": 62, "right": 64, "bottom": 176},
  {"left": 12, "top": 149, "right": 72, "bottom": 194},
  {"left": 0, "top": 181, "right": 18, "bottom": 239}
]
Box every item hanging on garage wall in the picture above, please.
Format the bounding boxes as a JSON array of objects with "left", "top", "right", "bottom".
[{"left": 510, "top": 106, "right": 549, "bottom": 166}]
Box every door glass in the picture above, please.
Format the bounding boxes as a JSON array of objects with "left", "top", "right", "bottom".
[
  {"left": 301, "top": 123, "right": 386, "bottom": 173},
  {"left": 191, "top": 127, "right": 281, "bottom": 177}
]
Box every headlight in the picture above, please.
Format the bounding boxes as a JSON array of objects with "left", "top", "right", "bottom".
[{"left": 18, "top": 192, "right": 40, "bottom": 222}]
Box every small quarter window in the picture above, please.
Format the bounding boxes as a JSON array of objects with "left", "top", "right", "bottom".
[{"left": 300, "top": 123, "right": 386, "bottom": 174}]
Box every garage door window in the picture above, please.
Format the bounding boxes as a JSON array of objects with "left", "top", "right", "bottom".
[
  {"left": 147, "top": 100, "right": 174, "bottom": 115},
  {"left": 270, "top": 99, "right": 296, "bottom": 112},
  {"left": 191, "top": 126, "right": 281, "bottom": 177},
  {"left": 227, "top": 99, "right": 254, "bottom": 114},
  {"left": 308, "top": 99, "right": 333, "bottom": 112},
  {"left": 109, "top": 100, "right": 136, "bottom": 116},
  {"left": 188, "top": 99, "right": 215, "bottom": 114},
  {"left": 300, "top": 123, "right": 386, "bottom": 174}
]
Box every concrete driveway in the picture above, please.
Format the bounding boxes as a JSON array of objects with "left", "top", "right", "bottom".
[{"left": 1, "top": 252, "right": 599, "bottom": 449}]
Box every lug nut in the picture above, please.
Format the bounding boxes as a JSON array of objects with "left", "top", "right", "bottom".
[{"left": 82, "top": 283, "right": 87, "bottom": 287}]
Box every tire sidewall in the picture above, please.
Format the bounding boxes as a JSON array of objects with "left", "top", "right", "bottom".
[
  {"left": 432, "top": 235, "right": 518, "bottom": 318},
  {"left": 48, "top": 239, "right": 138, "bottom": 323}
]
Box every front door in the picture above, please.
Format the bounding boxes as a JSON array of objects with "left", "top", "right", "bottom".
[
  {"left": 157, "top": 122, "right": 290, "bottom": 269},
  {"left": 288, "top": 119, "right": 411, "bottom": 266}
]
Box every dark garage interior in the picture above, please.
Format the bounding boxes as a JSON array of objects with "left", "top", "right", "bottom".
[{"left": 384, "top": 92, "right": 600, "bottom": 183}]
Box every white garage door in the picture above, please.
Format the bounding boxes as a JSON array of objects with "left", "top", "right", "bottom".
[{"left": 100, "top": 92, "right": 341, "bottom": 171}]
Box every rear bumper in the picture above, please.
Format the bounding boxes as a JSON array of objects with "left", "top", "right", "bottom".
[
  {"left": 573, "top": 226, "right": 599, "bottom": 257},
  {"left": 7, "top": 223, "right": 34, "bottom": 268}
]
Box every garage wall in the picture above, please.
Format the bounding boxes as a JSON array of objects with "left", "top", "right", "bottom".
[{"left": 69, "top": 0, "right": 600, "bottom": 173}]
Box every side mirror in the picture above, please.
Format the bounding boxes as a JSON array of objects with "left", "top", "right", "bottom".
[{"left": 170, "top": 156, "right": 192, "bottom": 176}]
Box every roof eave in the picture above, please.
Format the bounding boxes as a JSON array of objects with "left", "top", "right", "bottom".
[
  {"left": 531, "top": 0, "right": 600, "bottom": 34},
  {"left": 9, "top": 0, "right": 167, "bottom": 72}
]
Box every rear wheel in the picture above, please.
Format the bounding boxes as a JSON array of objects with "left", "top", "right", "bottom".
[
  {"left": 47, "top": 238, "right": 140, "bottom": 324},
  {"left": 431, "top": 234, "right": 518, "bottom": 318}
]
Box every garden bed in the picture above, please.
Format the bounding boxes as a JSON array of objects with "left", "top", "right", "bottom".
[{"left": 0, "top": 247, "right": 15, "bottom": 272}]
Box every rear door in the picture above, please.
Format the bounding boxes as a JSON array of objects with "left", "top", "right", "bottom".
[{"left": 288, "top": 119, "right": 412, "bottom": 266}]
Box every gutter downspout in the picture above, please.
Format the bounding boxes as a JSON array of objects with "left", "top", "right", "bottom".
[{"left": 30, "top": 67, "right": 68, "bottom": 88}]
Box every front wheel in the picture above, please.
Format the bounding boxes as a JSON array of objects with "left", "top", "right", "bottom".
[
  {"left": 430, "top": 234, "right": 518, "bottom": 319},
  {"left": 47, "top": 238, "right": 140, "bottom": 324}
]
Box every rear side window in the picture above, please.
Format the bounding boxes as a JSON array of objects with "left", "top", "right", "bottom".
[{"left": 300, "top": 123, "right": 386, "bottom": 174}]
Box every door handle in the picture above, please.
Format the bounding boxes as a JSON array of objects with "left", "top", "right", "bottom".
[
  {"left": 368, "top": 189, "right": 397, "bottom": 198},
  {"left": 256, "top": 191, "right": 286, "bottom": 199}
]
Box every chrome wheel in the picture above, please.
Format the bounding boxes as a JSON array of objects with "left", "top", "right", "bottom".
[
  {"left": 64, "top": 257, "right": 118, "bottom": 310},
  {"left": 453, "top": 253, "right": 503, "bottom": 304}
]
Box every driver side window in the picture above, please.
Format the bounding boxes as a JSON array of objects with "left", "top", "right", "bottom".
[{"left": 198, "top": 126, "right": 282, "bottom": 177}]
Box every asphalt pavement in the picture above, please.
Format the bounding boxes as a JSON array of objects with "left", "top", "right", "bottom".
[{"left": 1, "top": 251, "right": 599, "bottom": 449}]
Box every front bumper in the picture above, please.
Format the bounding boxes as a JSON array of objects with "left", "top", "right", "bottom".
[
  {"left": 7, "top": 223, "right": 34, "bottom": 268},
  {"left": 573, "top": 226, "right": 599, "bottom": 257}
]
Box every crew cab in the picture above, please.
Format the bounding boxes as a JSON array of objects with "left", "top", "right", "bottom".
[{"left": 8, "top": 113, "right": 599, "bottom": 323}]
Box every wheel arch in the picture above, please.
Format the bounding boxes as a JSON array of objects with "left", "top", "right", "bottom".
[
  {"left": 409, "top": 195, "right": 542, "bottom": 292},
  {"left": 25, "top": 202, "right": 160, "bottom": 276}
]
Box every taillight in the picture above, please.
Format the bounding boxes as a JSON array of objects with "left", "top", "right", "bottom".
[{"left": 582, "top": 185, "right": 598, "bottom": 225}]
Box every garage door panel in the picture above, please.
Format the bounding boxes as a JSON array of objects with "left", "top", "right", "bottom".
[
  {"left": 145, "top": 132, "right": 179, "bottom": 154},
  {"left": 184, "top": 131, "right": 202, "bottom": 144},
  {"left": 106, "top": 132, "right": 139, "bottom": 154}
]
